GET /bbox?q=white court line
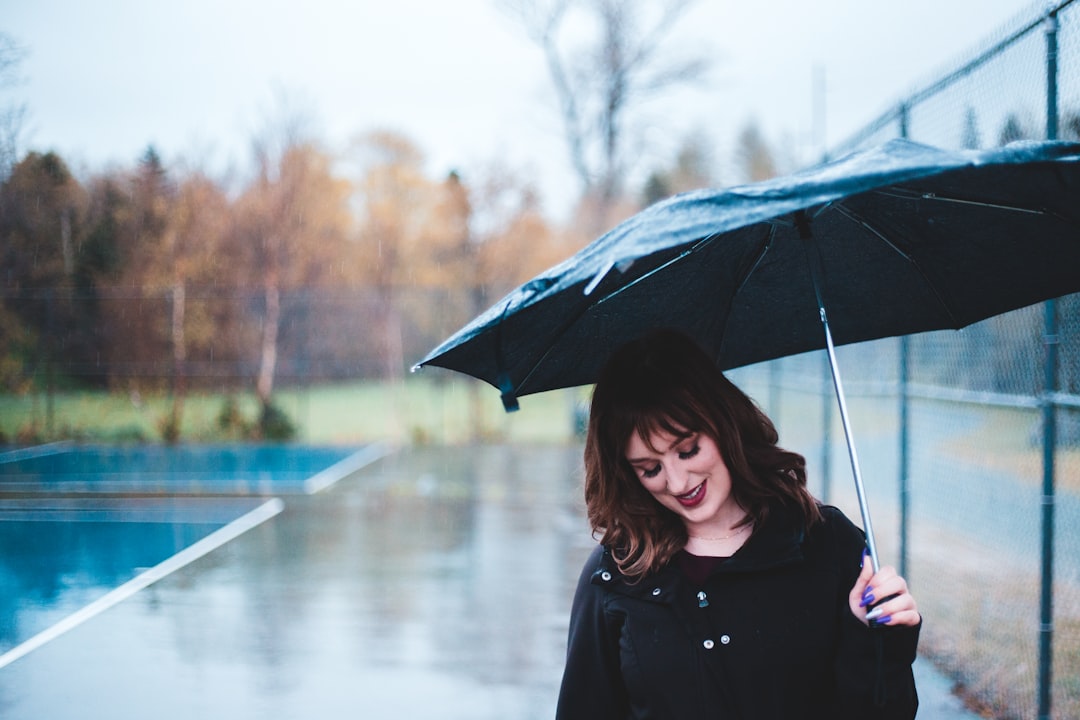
[303,443,392,494]
[0,441,74,464]
[0,497,285,670]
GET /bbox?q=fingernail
[875,615,892,625]
[866,606,884,620]
[860,591,875,607]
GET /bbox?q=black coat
[556,505,919,720]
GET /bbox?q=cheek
[634,470,675,501]
[697,441,728,471]
[637,474,665,494]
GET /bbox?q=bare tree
[734,121,778,184]
[641,128,716,205]
[501,0,708,233]
[346,131,439,383]
[997,113,1030,146]
[161,168,231,440]
[234,98,350,433]
[1064,108,1080,141]
[429,163,559,439]
[0,33,28,180]
[960,106,982,149]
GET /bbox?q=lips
[676,479,707,507]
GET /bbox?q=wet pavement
[0,444,979,719]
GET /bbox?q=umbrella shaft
[795,210,881,573]
[819,311,882,574]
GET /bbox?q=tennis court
[0,442,975,719]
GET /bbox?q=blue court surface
[0,442,363,495]
[0,443,384,669]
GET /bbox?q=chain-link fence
[3,285,475,391]
[1,284,581,445]
[730,3,1080,717]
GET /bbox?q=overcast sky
[2,0,1040,219]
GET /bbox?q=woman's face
[625,427,741,531]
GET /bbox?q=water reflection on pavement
[0,445,591,720]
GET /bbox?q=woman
[556,328,920,720]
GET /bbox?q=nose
[666,463,693,494]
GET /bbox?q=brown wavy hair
[583,328,822,579]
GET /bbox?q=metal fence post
[1039,7,1060,719]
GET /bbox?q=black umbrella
[416,138,1080,570]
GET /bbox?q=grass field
[0,376,589,446]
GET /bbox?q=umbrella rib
[833,203,915,261]
[734,224,776,295]
[588,235,718,307]
[874,187,1055,218]
[512,235,720,395]
[584,259,616,295]
[833,203,962,327]
[710,224,775,367]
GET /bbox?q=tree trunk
[257,280,280,405]
[168,282,186,440]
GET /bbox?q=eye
[640,464,662,479]
[677,443,700,461]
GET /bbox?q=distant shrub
[217,396,253,439]
[159,414,181,444]
[258,401,297,441]
[105,424,149,443]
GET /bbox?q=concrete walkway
[915,657,984,719]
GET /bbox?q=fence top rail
[767,371,1080,410]
[906,382,1042,409]
[831,0,1078,157]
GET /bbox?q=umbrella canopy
[417,138,1080,409]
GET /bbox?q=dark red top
[676,550,729,586]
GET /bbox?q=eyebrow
[625,433,695,463]
[625,455,658,466]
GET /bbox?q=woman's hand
[849,552,921,627]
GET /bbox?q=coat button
[600,571,612,582]
[720,634,731,645]
[703,639,715,649]
[651,587,662,596]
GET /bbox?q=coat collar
[721,502,806,573]
[591,502,808,599]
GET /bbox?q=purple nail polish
[875,614,891,625]
[861,592,874,607]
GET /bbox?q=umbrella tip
[497,372,520,413]
[501,393,520,413]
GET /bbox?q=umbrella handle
[795,211,882,574]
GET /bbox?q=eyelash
[639,442,700,479]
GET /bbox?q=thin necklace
[688,522,752,541]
